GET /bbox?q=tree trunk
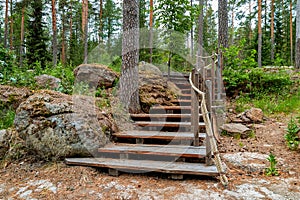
[258,0,262,68]
[149,0,153,64]
[198,0,204,57]
[82,0,88,64]
[296,0,300,69]
[249,0,252,40]
[68,0,73,63]
[99,0,103,43]
[120,0,140,113]
[271,0,275,63]
[51,0,58,67]
[190,0,194,57]
[19,6,25,67]
[9,0,13,50]
[62,11,66,66]
[290,0,293,65]
[4,0,8,48]
[218,0,228,48]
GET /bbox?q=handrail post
[205,79,213,165]
[191,69,199,146]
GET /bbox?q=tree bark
[82,0,89,64]
[190,0,194,57]
[62,10,66,66]
[271,0,275,63]
[258,0,262,68]
[9,0,13,50]
[149,0,153,64]
[19,6,25,67]
[51,0,58,67]
[99,0,103,43]
[218,0,228,49]
[120,0,140,113]
[296,0,300,69]
[290,0,293,65]
[198,0,204,57]
[4,0,8,48]
[249,0,252,40]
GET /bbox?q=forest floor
[1,117,300,199]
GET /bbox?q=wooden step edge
[151,106,193,110]
[130,113,202,118]
[113,131,206,140]
[65,158,219,176]
[98,144,206,158]
[134,121,205,127]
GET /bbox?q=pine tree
[26,0,50,67]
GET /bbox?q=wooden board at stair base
[130,113,203,121]
[65,158,219,176]
[98,144,206,159]
[151,106,193,111]
[134,121,205,128]
[113,131,206,140]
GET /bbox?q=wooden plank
[151,106,195,111]
[98,144,206,158]
[65,158,219,176]
[134,121,205,128]
[113,131,206,140]
[130,113,193,119]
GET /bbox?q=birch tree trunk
[51,0,58,67]
[120,0,140,113]
[296,0,300,69]
[258,0,262,68]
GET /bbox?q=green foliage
[0,45,16,71]
[223,39,293,97]
[284,118,300,151]
[265,153,279,176]
[0,108,15,130]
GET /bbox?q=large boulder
[14,90,117,160]
[0,85,32,109]
[74,64,119,89]
[138,62,181,112]
[34,74,61,90]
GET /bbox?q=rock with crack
[14,90,117,160]
[34,74,62,90]
[228,107,264,124]
[138,62,181,113]
[0,129,9,159]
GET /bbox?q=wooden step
[163,73,189,78]
[130,113,197,120]
[65,158,219,176]
[113,131,206,140]
[151,106,193,111]
[171,99,191,104]
[98,144,206,159]
[181,88,191,94]
[174,83,190,89]
[134,121,205,128]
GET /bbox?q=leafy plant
[0,108,15,130]
[265,153,279,176]
[284,118,300,151]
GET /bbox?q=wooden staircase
[65,72,220,179]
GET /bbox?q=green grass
[0,109,15,130]
[234,89,300,116]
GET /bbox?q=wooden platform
[65,158,218,176]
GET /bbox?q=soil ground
[1,117,300,199]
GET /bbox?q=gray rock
[14,90,116,160]
[0,129,10,159]
[34,74,61,90]
[221,123,251,135]
[74,64,118,89]
[223,152,268,172]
